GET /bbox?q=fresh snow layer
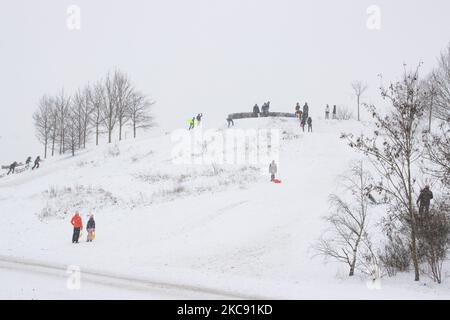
[0,117,449,299]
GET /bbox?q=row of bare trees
[33,70,154,157]
[317,43,450,283]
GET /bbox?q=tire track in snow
[0,255,273,300]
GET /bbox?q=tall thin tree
[351,81,368,121]
[343,64,428,281]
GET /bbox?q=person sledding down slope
[71,212,83,243]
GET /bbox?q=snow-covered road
[0,255,263,299]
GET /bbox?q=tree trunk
[349,250,357,276]
[357,95,360,121]
[407,156,420,281]
[96,122,99,146]
[51,133,55,156]
[428,95,433,132]
[119,119,122,141]
[44,140,48,159]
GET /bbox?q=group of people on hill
[70,212,96,243]
[252,101,271,117]
[6,156,41,175]
[188,113,203,130]
[324,104,337,120]
[294,102,313,132]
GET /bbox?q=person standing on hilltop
[307,116,313,132]
[252,104,260,117]
[196,113,203,126]
[226,116,234,128]
[188,117,195,130]
[325,104,330,119]
[332,105,337,119]
[303,102,309,117]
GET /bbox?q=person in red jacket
[70,212,83,243]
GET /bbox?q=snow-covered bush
[106,143,121,158]
[39,185,119,220]
[130,150,154,163]
[378,234,411,277]
[336,106,353,120]
[282,130,300,140]
[132,165,260,205]
[416,201,450,284]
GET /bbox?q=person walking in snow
[325,104,330,119]
[332,105,337,119]
[196,113,203,126]
[307,117,313,132]
[25,156,32,167]
[226,116,234,128]
[86,214,96,242]
[70,212,83,244]
[269,160,277,182]
[7,161,18,175]
[188,117,195,130]
[417,185,433,215]
[32,156,41,170]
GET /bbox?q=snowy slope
[1,117,449,299]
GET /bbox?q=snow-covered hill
[1,117,449,299]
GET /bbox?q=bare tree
[351,81,368,121]
[91,82,105,146]
[54,89,71,154]
[114,71,133,141]
[429,43,450,122]
[33,95,53,158]
[342,64,428,281]
[423,122,450,188]
[127,91,154,138]
[101,72,118,144]
[49,104,59,157]
[315,161,375,276]
[73,85,94,149]
[64,104,79,157]
[416,199,450,284]
[336,105,354,120]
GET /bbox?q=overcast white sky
[0,0,449,164]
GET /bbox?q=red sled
[273,179,282,184]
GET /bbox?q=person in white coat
[269,160,277,181]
